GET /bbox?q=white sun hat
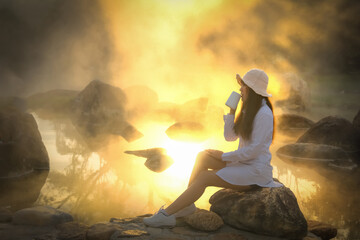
[237,69,272,97]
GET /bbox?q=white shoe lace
[154,205,166,216]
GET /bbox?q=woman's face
[239,80,249,102]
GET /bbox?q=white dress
[216,99,283,188]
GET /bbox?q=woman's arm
[222,111,273,163]
[223,110,239,141]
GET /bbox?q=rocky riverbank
[0,205,337,240]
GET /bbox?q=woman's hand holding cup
[225,91,241,114]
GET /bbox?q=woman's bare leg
[188,150,225,187]
[165,170,252,215]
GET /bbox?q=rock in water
[184,209,223,231]
[277,143,348,162]
[277,143,357,170]
[71,80,143,142]
[181,97,209,113]
[276,114,314,134]
[27,89,78,118]
[124,148,166,158]
[307,220,337,240]
[297,116,360,161]
[124,85,159,119]
[0,96,27,113]
[124,148,174,172]
[166,122,208,142]
[12,206,73,226]
[209,187,308,239]
[0,111,49,208]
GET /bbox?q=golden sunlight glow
[268,75,282,97]
[162,140,203,179]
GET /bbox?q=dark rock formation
[276,114,314,135]
[307,220,337,240]
[71,80,143,143]
[27,89,78,119]
[0,111,49,208]
[86,223,123,240]
[353,109,360,131]
[124,148,174,172]
[12,206,73,226]
[209,187,308,239]
[276,143,357,170]
[124,85,159,120]
[166,121,208,142]
[0,96,27,113]
[56,222,89,240]
[297,116,360,161]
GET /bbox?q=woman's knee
[195,151,208,165]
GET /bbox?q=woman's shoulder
[256,104,273,120]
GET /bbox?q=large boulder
[0,111,49,208]
[124,85,159,120]
[27,89,78,119]
[276,114,314,136]
[71,80,143,144]
[209,187,307,239]
[276,143,357,171]
[297,116,360,161]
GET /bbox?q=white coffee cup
[225,91,241,109]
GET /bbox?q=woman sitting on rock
[144,69,283,227]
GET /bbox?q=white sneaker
[173,203,197,218]
[143,206,176,228]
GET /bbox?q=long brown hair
[233,87,275,141]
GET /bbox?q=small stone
[56,222,89,240]
[110,217,143,224]
[86,223,123,240]
[184,209,223,231]
[211,233,247,240]
[110,229,149,239]
[307,220,337,240]
[12,206,73,226]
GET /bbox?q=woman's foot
[173,203,197,218]
[143,206,176,228]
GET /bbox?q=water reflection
[271,138,360,240]
[33,112,359,239]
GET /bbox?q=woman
[144,69,283,228]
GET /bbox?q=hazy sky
[0,0,359,98]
